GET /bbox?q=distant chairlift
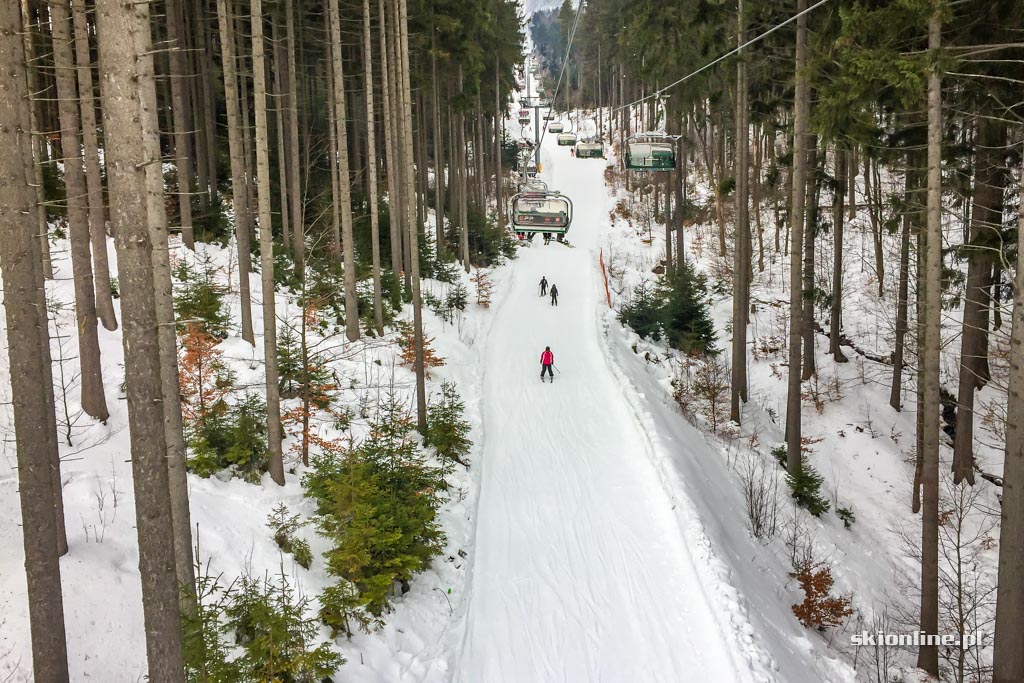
[575,139,604,158]
[510,189,573,235]
[548,122,564,133]
[543,112,555,121]
[557,133,577,146]
[518,109,531,124]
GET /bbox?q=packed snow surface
[456,117,750,683]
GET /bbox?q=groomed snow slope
[456,120,757,683]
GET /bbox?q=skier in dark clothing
[550,284,559,306]
[539,276,548,296]
[540,346,554,382]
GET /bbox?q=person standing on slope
[549,284,559,306]
[540,346,555,382]
[539,276,548,297]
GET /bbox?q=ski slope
[455,119,752,683]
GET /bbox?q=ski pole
[553,365,561,374]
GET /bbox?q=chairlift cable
[536,0,586,150]
[609,0,833,117]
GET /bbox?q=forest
[2,0,1024,680]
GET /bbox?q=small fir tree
[397,322,445,378]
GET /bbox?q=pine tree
[0,5,70,675]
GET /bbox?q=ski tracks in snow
[453,120,766,683]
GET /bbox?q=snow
[455,114,800,683]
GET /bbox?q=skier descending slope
[540,346,554,382]
[456,116,748,683]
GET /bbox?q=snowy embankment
[0,221,508,681]
[599,118,1005,680]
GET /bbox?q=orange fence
[599,248,611,308]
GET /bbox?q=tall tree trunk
[829,145,848,362]
[730,0,749,424]
[785,0,808,476]
[21,0,54,279]
[952,116,1005,484]
[327,0,360,342]
[326,45,343,272]
[992,136,1024,683]
[917,8,942,675]
[95,0,187,674]
[238,23,257,245]
[867,156,885,296]
[201,3,219,200]
[493,53,503,230]
[272,17,292,255]
[363,0,384,335]
[457,67,470,273]
[285,0,303,277]
[890,160,914,410]
[49,0,110,422]
[801,134,819,381]
[136,4,196,611]
[251,0,286,485]
[396,0,428,433]
[0,7,71,675]
[677,114,688,266]
[165,0,195,249]
[753,126,764,272]
[216,0,255,344]
[71,0,117,331]
[431,38,446,249]
[380,0,401,277]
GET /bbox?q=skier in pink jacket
[540,346,555,382]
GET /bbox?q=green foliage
[318,581,382,639]
[618,279,666,341]
[188,394,268,484]
[305,393,445,616]
[786,460,831,518]
[267,503,313,570]
[378,269,402,312]
[225,571,344,681]
[836,506,856,529]
[618,262,716,355]
[40,161,66,220]
[426,381,472,472]
[445,282,468,313]
[174,257,230,338]
[432,257,460,285]
[445,209,517,268]
[277,324,336,401]
[183,560,241,682]
[661,261,717,355]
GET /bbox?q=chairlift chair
[625,134,677,171]
[510,189,573,235]
[557,133,577,146]
[548,122,564,133]
[518,109,530,124]
[575,140,604,158]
